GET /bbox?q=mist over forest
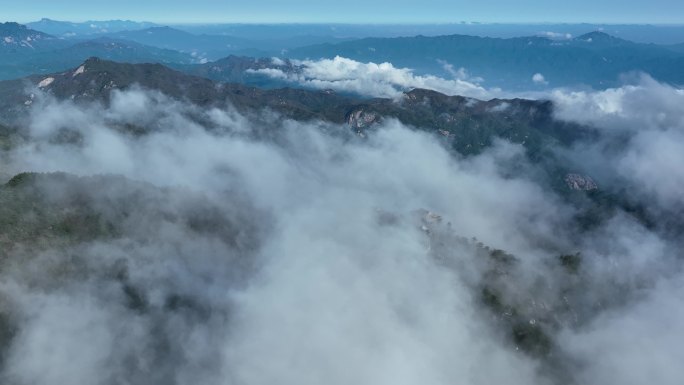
[0,12,683,385]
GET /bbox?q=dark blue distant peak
[574,31,625,43]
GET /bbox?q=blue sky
[2,0,684,24]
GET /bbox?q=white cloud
[532,73,548,85]
[560,276,684,385]
[438,59,485,83]
[248,56,499,99]
[4,90,564,384]
[2,79,684,384]
[539,31,573,40]
[551,75,684,207]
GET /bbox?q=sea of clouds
[0,59,683,385]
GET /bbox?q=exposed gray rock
[564,173,598,191]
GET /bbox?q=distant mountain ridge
[26,18,159,37]
[56,37,194,64]
[0,22,66,52]
[100,27,355,60]
[0,23,196,81]
[287,31,684,88]
[170,55,302,88]
[3,21,684,91]
[103,26,262,60]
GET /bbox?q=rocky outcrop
[565,173,598,191]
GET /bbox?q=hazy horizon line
[5,18,684,27]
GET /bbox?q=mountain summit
[574,31,631,45]
[0,22,57,51]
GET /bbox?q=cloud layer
[249,56,497,99]
[0,74,682,385]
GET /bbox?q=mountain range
[0,57,637,229]
[25,18,159,37]
[0,24,681,379]
[3,21,684,90]
[288,31,684,88]
[102,27,263,60]
[0,22,69,53]
[0,57,589,157]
